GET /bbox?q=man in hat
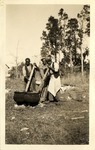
[22,58,36,92]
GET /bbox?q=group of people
[22,55,61,103]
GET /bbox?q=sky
[6,4,89,67]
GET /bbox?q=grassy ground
[5,73,89,144]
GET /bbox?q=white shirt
[22,65,32,77]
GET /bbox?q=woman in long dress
[46,55,61,102]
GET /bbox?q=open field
[5,73,89,144]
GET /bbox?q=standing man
[39,57,49,102]
[22,58,36,92]
[39,57,47,78]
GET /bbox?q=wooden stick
[25,65,35,92]
[37,68,49,93]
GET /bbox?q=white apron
[48,62,61,97]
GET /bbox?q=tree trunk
[80,20,84,76]
[16,57,18,78]
[81,47,84,76]
[16,40,19,78]
[74,34,77,64]
[70,48,73,73]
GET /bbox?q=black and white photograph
[1,0,95,149]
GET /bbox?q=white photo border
[0,0,95,150]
